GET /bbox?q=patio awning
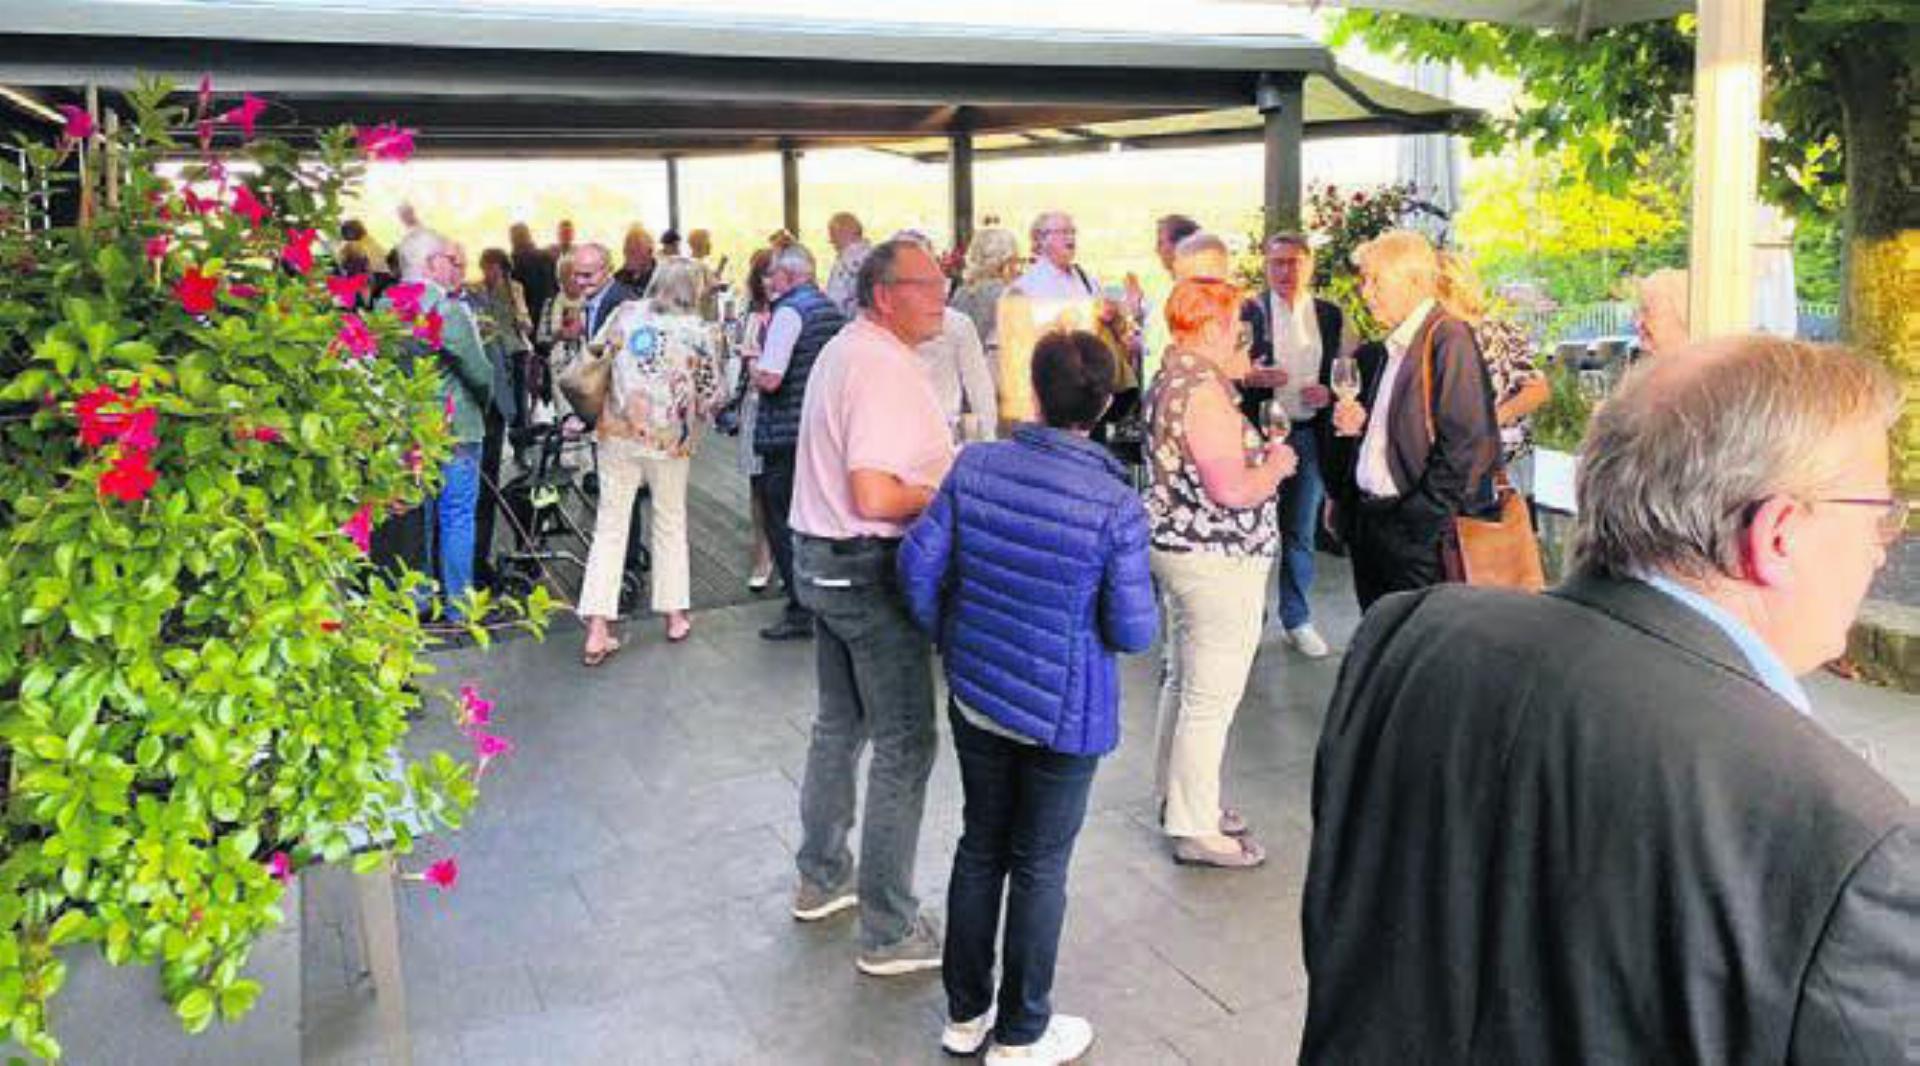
[1315,0,1689,34]
[0,1,1473,158]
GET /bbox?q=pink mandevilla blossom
[98,447,158,503]
[384,281,425,322]
[340,503,374,554]
[174,267,220,315]
[221,94,269,138]
[229,282,261,300]
[326,273,369,309]
[144,235,170,262]
[473,732,514,773]
[458,683,495,727]
[229,185,268,228]
[281,228,319,275]
[57,105,93,142]
[421,858,459,891]
[336,314,378,360]
[413,309,445,349]
[355,123,417,162]
[267,852,294,886]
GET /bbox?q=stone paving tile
[459,971,758,1066]
[572,824,796,926]
[1165,990,1310,1066]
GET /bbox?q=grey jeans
[792,533,939,950]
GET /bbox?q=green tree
[1333,0,1918,494]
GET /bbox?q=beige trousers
[577,441,691,619]
[1150,549,1273,838]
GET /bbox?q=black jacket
[1325,306,1499,531]
[1302,571,1918,1065]
[1238,293,1344,432]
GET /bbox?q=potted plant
[0,80,548,1061]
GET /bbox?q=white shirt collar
[1386,297,1438,352]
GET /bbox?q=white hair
[394,227,449,281]
[770,243,816,280]
[645,257,704,314]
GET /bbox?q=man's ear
[1740,494,1803,588]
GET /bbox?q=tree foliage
[0,81,549,1060]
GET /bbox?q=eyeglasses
[887,276,947,290]
[1041,227,1077,237]
[1817,496,1912,545]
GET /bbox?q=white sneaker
[984,1014,1094,1064]
[1286,623,1331,659]
[942,1005,997,1056]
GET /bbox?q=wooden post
[1686,0,1765,338]
[665,156,681,234]
[949,129,974,251]
[780,147,800,238]
[1257,73,1305,235]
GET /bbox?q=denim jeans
[792,534,938,950]
[753,447,809,623]
[944,705,1098,1046]
[1275,425,1325,630]
[434,443,482,616]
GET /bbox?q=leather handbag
[1419,323,1546,593]
[554,342,611,421]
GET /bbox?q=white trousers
[1150,549,1272,838]
[578,442,691,619]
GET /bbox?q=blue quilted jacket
[899,425,1158,756]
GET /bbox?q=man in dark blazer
[1326,231,1498,610]
[1240,234,1357,657]
[1302,336,1916,1065]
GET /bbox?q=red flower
[230,185,268,228]
[229,282,261,300]
[413,309,445,349]
[144,235,170,262]
[355,123,416,162]
[318,619,342,633]
[181,188,219,216]
[326,273,369,309]
[174,267,220,314]
[384,281,425,322]
[266,852,294,886]
[336,314,378,360]
[237,424,282,443]
[76,384,142,447]
[197,74,214,115]
[117,407,159,452]
[281,228,318,275]
[57,105,93,143]
[221,94,269,138]
[99,447,158,503]
[421,858,459,890]
[340,502,374,554]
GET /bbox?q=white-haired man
[1010,211,1101,301]
[823,211,872,316]
[390,228,494,615]
[1304,336,1916,1063]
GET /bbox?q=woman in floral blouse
[579,258,727,662]
[1437,257,1550,490]
[1144,256,1297,869]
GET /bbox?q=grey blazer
[1302,571,1917,1065]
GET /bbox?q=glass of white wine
[1330,357,1361,404]
[1261,397,1291,440]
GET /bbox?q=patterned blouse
[1144,348,1280,557]
[1475,317,1545,465]
[594,303,727,460]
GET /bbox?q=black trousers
[753,446,809,622]
[1348,496,1449,611]
[474,405,507,590]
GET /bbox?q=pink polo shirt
[791,316,955,540]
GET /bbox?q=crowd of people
[331,205,1912,1065]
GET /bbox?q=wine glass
[1330,357,1361,404]
[1260,397,1292,440]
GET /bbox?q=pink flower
[403,445,425,475]
[220,94,269,138]
[457,683,494,727]
[98,447,158,503]
[443,393,456,425]
[281,227,318,275]
[355,123,416,162]
[384,281,425,322]
[421,858,459,891]
[472,731,513,776]
[340,502,374,554]
[117,407,159,452]
[229,185,268,228]
[266,852,294,886]
[57,105,93,143]
[335,314,378,360]
[144,235,170,262]
[229,282,261,300]
[181,188,219,216]
[174,267,220,315]
[326,273,369,309]
[197,74,214,115]
[413,309,444,349]
[237,424,282,443]
[76,384,142,447]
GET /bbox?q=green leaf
[46,910,89,947]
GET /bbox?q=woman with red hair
[1145,236,1297,868]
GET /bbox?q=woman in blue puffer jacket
[899,330,1157,1066]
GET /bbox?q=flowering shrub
[0,81,548,1059]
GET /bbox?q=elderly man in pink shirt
[787,239,957,978]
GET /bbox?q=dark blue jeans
[944,703,1099,1046]
[1275,425,1325,629]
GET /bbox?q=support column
[1257,73,1305,235]
[1686,0,1764,338]
[780,147,801,238]
[949,129,975,251]
[664,156,681,233]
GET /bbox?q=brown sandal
[1172,836,1267,869]
[581,638,622,667]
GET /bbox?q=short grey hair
[769,243,816,281]
[572,242,612,274]
[1352,230,1440,300]
[1572,336,1900,580]
[1171,231,1231,281]
[964,227,1019,285]
[856,238,932,311]
[645,257,704,314]
[1029,210,1072,245]
[394,227,449,281]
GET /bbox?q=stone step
[1847,599,1920,695]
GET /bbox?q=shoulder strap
[1417,318,1437,449]
[1071,264,1096,297]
